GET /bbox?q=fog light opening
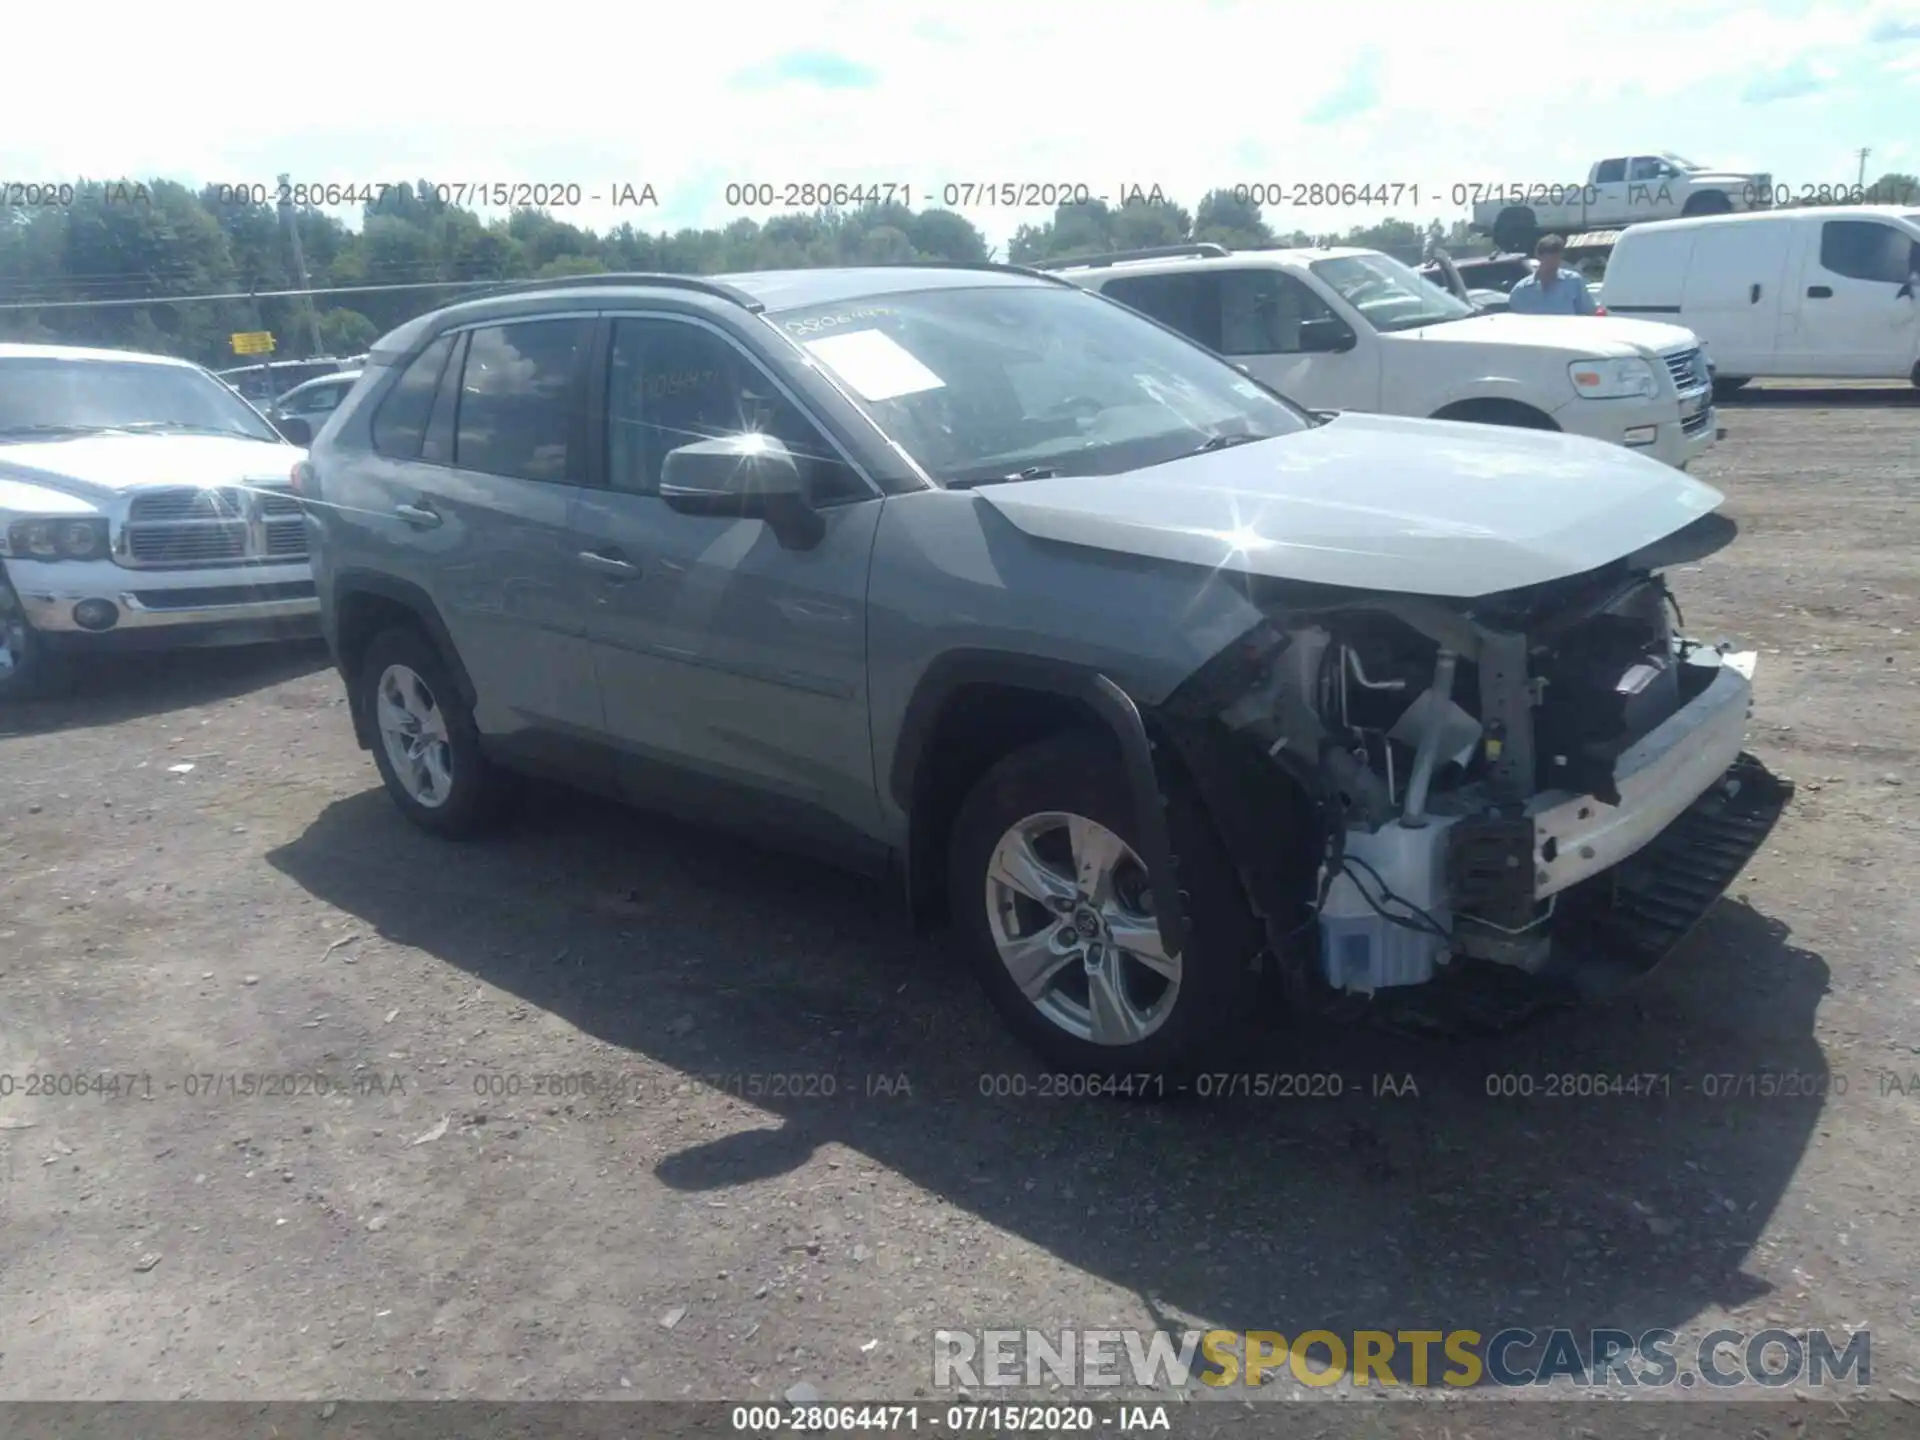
[1624,425,1658,447]
[72,598,120,631]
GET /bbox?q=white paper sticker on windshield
[802,329,945,402]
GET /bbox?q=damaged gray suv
[302,264,1788,1075]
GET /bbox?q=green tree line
[1,173,1912,371]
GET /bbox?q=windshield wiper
[0,422,100,439]
[1189,431,1266,455]
[948,466,1062,490]
[109,421,263,438]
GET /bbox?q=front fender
[1423,375,1562,418]
[889,650,1189,961]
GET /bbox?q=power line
[0,277,503,315]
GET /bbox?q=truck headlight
[1569,358,1659,400]
[5,516,110,561]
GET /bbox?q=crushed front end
[1157,556,1792,1019]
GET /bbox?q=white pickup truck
[1473,154,1773,254]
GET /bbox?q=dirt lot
[2,388,1917,1422]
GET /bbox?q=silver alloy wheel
[984,810,1181,1046]
[375,663,454,808]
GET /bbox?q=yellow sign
[230,331,276,356]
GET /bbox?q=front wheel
[358,624,513,838]
[947,732,1266,1081]
[0,575,72,701]
[1683,191,1733,216]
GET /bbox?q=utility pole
[277,173,326,357]
[1857,148,1871,188]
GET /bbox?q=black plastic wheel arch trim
[889,650,1189,960]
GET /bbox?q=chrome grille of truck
[121,485,307,569]
[1661,347,1708,393]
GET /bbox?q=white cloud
[4,0,1915,249]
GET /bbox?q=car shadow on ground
[270,779,1832,1387]
[1718,386,1918,408]
[0,639,331,738]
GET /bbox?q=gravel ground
[2,388,1917,1426]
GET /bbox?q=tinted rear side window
[371,335,456,459]
[453,320,591,484]
[1101,273,1222,350]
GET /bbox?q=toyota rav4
[302,265,1789,1075]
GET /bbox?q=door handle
[394,502,441,528]
[1806,285,1833,299]
[1749,283,1761,303]
[577,549,638,579]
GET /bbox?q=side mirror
[275,416,313,446]
[660,433,823,550]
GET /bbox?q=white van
[1600,206,1920,391]
[1047,244,1719,470]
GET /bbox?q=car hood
[974,412,1725,598]
[1402,312,1699,356]
[0,432,301,509]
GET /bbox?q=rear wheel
[947,732,1265,1082]
[358,625,512,838]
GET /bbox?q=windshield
[767,284,1312,486]
[1309,253,1476,333]
[1660,152,1705,171]
[0,358,282,442]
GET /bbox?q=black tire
[947,731,1266,1083]
[1683,191,1733,216]
[1712,376,1751,399]
[357,623,513,838]
[0,576,73,702]
[1490,207,1538,256]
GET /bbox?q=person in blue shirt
[1507,234,1598,315]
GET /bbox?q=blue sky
[7,0,1916,251]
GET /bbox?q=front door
[574,314,885,846]
[1789,219,1920,377]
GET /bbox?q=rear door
[1588,157,1630,225]
[403,315,608,762]
[1787,218,1920,377]
[1676,221,1782,374]
[574,312,886,851]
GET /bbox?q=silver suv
[304,266,1788,1077]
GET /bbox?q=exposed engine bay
[1157,550,1789,1012]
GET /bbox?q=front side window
[371,334,455,459]
[1218,269,1342,355]
[1309,253,1476,333]
[453,320,591,484]
[1818,221,1917,284]
[1628,156,1669,182]
[605,318,865,503]
[767,283,1311,487]
[0,359,282,442]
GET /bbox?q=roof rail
[1033,243,1231,272]
[465,272,768,313]
[881,259,1079,287]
